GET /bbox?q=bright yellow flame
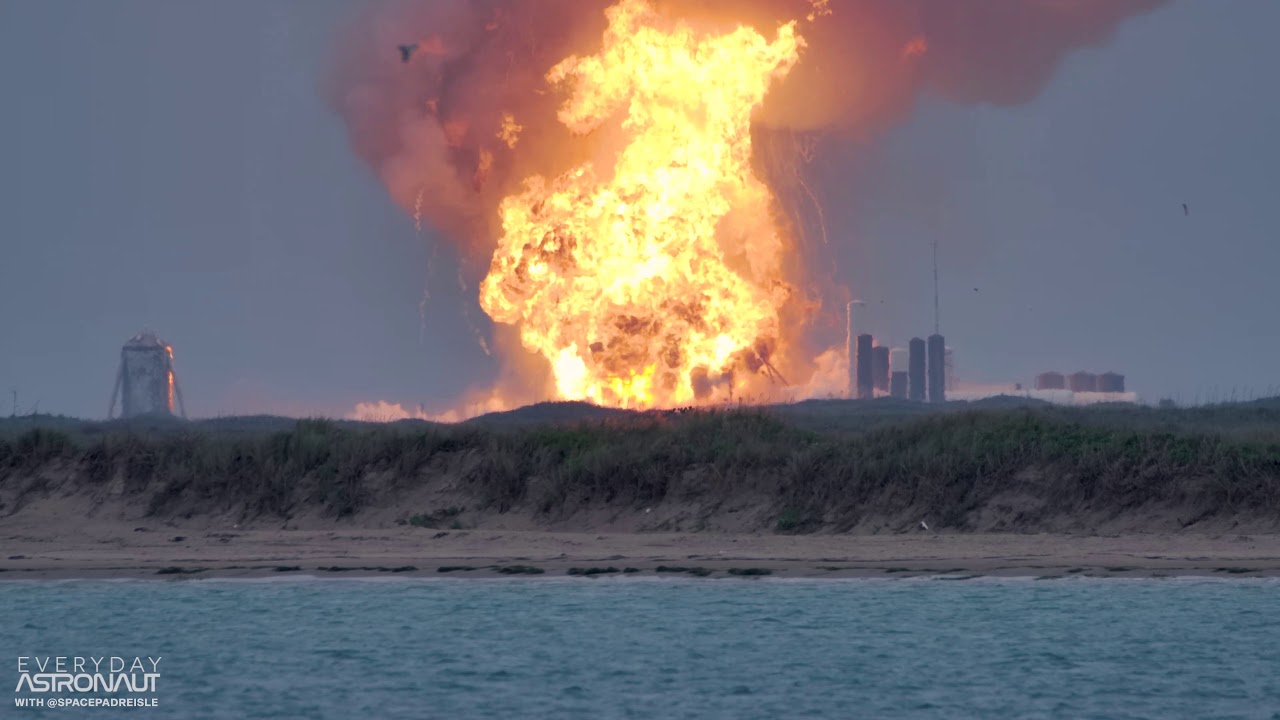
[479,0,802,409]
[497,112,523,149]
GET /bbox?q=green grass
[405,506,465,528]
[2,403,1278,532]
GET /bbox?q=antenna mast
[932,237,940,335]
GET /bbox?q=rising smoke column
[329,0,1167,415]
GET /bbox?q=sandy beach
[4,521,1279,580]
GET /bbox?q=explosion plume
[330,0,1166,418]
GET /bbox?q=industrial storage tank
[927,334,946,403]
[1097,372,1126,393]
[1068,371,1098,393]
[855,334,874,399]
[109,331,186,419]
[908,338,926,402]
[889,348,909,399]
[872,346,890,393]
[1035,372,1066,390]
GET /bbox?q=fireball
[478,0,803,408]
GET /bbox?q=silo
[908,338,926,402]
[1068,371,1098,393]
[1097,372,1125,393]
[855,334,874,399]
[872,346,890,393]
[927,334,946,403]
[110,331,186,419]
[889,348,909,399]
[1035,372,1066,390]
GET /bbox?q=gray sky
[1,0,1277,419]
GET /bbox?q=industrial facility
[108,331,186,419]
[846,300,950,404]
[843,302,1136,406]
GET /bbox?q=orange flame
[478,0,804,409]
[165,345,175,413]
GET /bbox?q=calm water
[3,577,1279,719]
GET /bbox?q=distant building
[1035,372,1066,391]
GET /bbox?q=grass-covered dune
[2,400,1278,535]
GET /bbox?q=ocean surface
[3,576,1279,719]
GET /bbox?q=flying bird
[919,520,929,531]
[398,44,417,63]
[1182,203,1189,216]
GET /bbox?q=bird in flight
[398,44,417,63]
[1182,203,1189,216]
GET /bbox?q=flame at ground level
[479,0,808,410]
[349,346,850,424]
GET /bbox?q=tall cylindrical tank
[927,334,946,404]
[908,338,926,402]
[856,334,874,400]
[872,346,890,393]
[889,348,909,399]
[1068,371,1098,393]
[120,332,173,418]
[1097,372,1125,393]
[1035,372,1065,390]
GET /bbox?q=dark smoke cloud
[327,0,611,270]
